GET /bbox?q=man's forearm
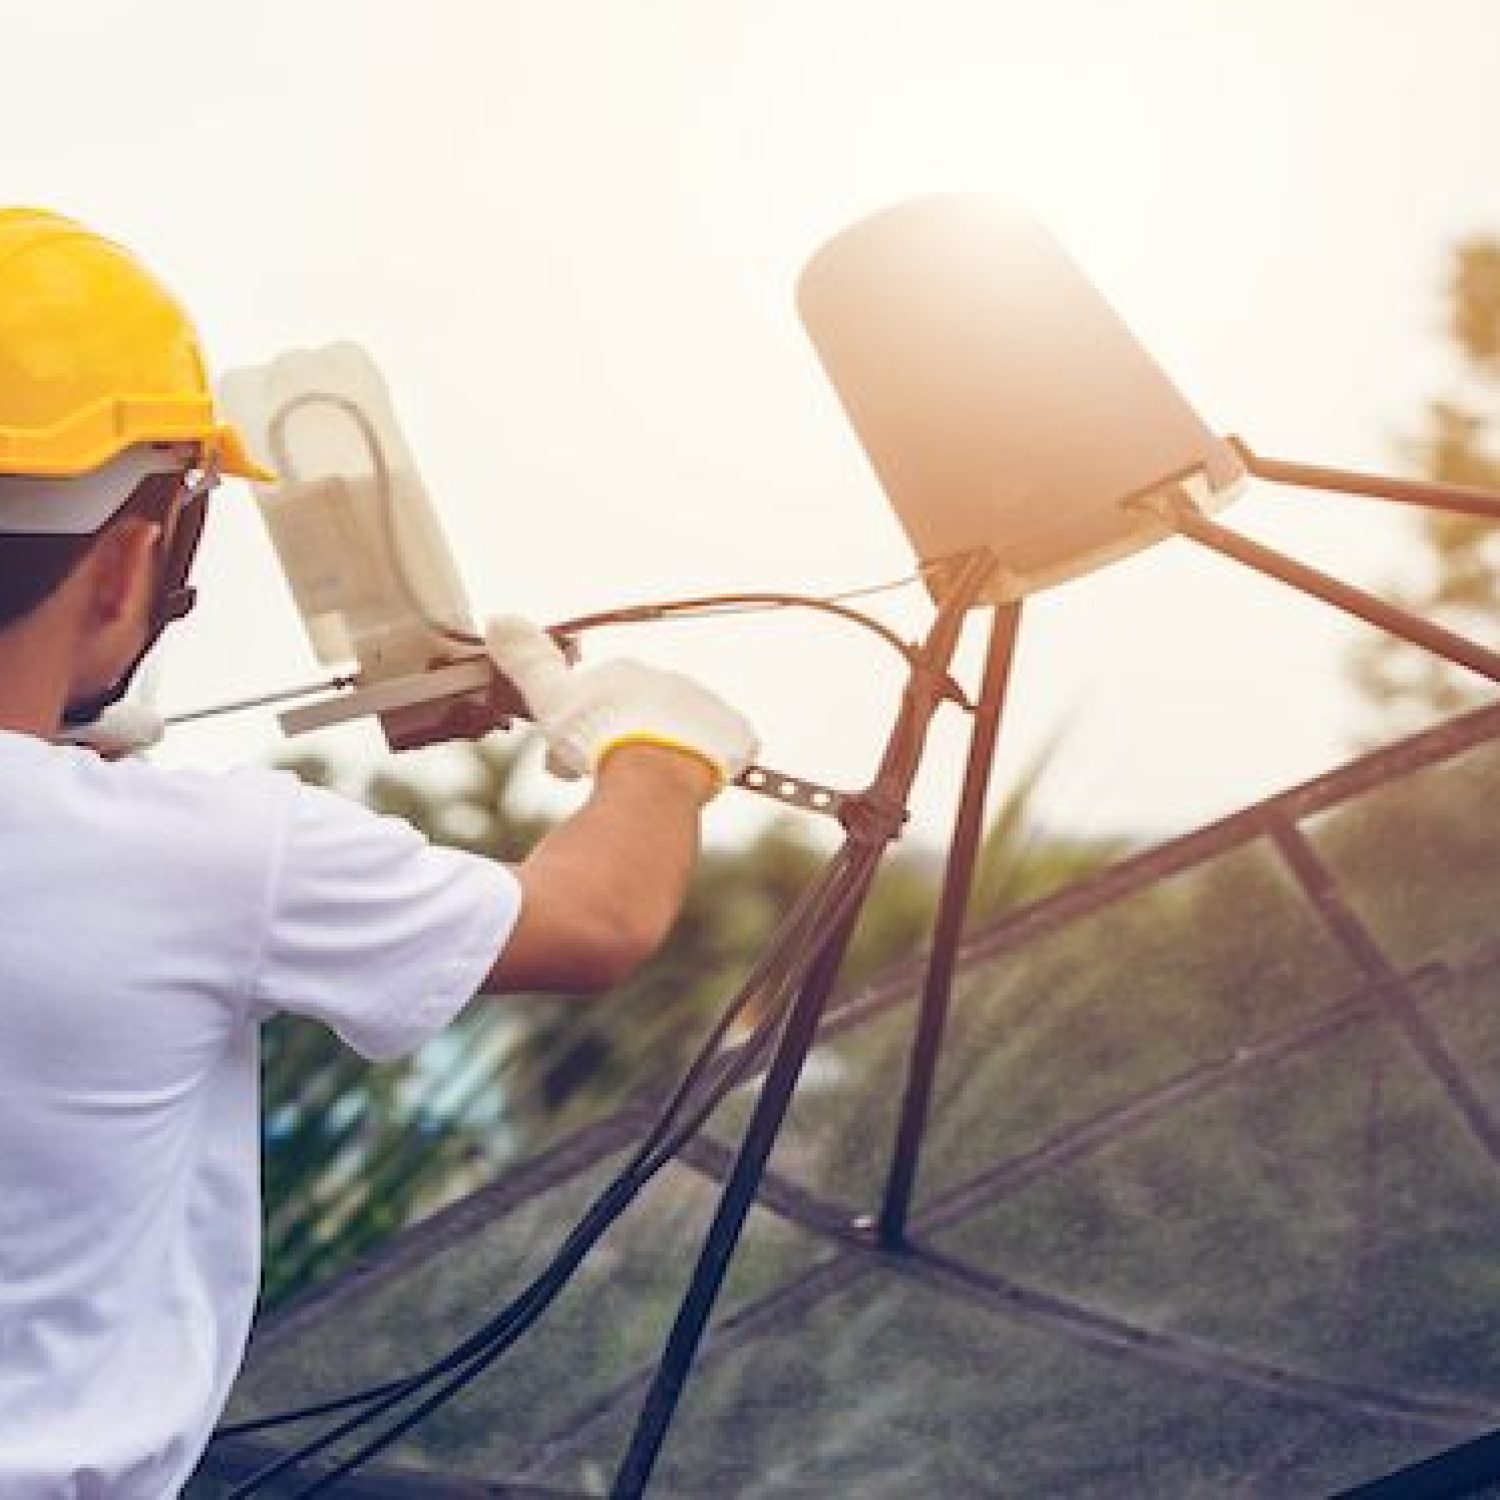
[517,744,715,981]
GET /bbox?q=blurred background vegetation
[259,736,1126,1308]
[1350,236,1500,735]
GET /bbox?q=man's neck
[0,618,72,739]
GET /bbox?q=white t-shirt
[0,731,522,1497]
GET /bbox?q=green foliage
[969,738,1135,920]
[257,737,1119,1311]
[1350,236,1500,734]
[258,741,553,1304]
[224,730,1500,1497]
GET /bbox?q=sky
[5,0,1499,852]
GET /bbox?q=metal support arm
[1131,492,1500,688]
[1230,436,1500,522]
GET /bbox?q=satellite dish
[798,194,1246,601]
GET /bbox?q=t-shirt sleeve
[249,778,523,1060]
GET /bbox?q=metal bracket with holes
[736,765,848,821]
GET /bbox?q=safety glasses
[152,460,219,627]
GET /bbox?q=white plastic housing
[798,195,1246,602]
[219,343,475,678]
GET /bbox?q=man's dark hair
[0,474,180,631]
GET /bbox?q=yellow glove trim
[594,732,728,794]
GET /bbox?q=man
[0,208,757,1495]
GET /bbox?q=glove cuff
[594,732,728,795]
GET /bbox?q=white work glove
[55,702,165,760]
[485,615,759,794]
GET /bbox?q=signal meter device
[219,343,523,751]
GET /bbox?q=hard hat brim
[0,395,275,482]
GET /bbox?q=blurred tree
[968,740,1135,920]
[1349,237,1500,733]
[259,739,554,1304]
[259,732,1125,1308]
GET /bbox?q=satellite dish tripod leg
[609,551,997,1499]
[874,602,1023,1249]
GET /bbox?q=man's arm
[487,744,716,995]
[478,615,757,998]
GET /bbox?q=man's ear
[85,517,161,627]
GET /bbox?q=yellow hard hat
[0,208,273,480]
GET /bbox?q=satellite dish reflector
[797,195,1246,601]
